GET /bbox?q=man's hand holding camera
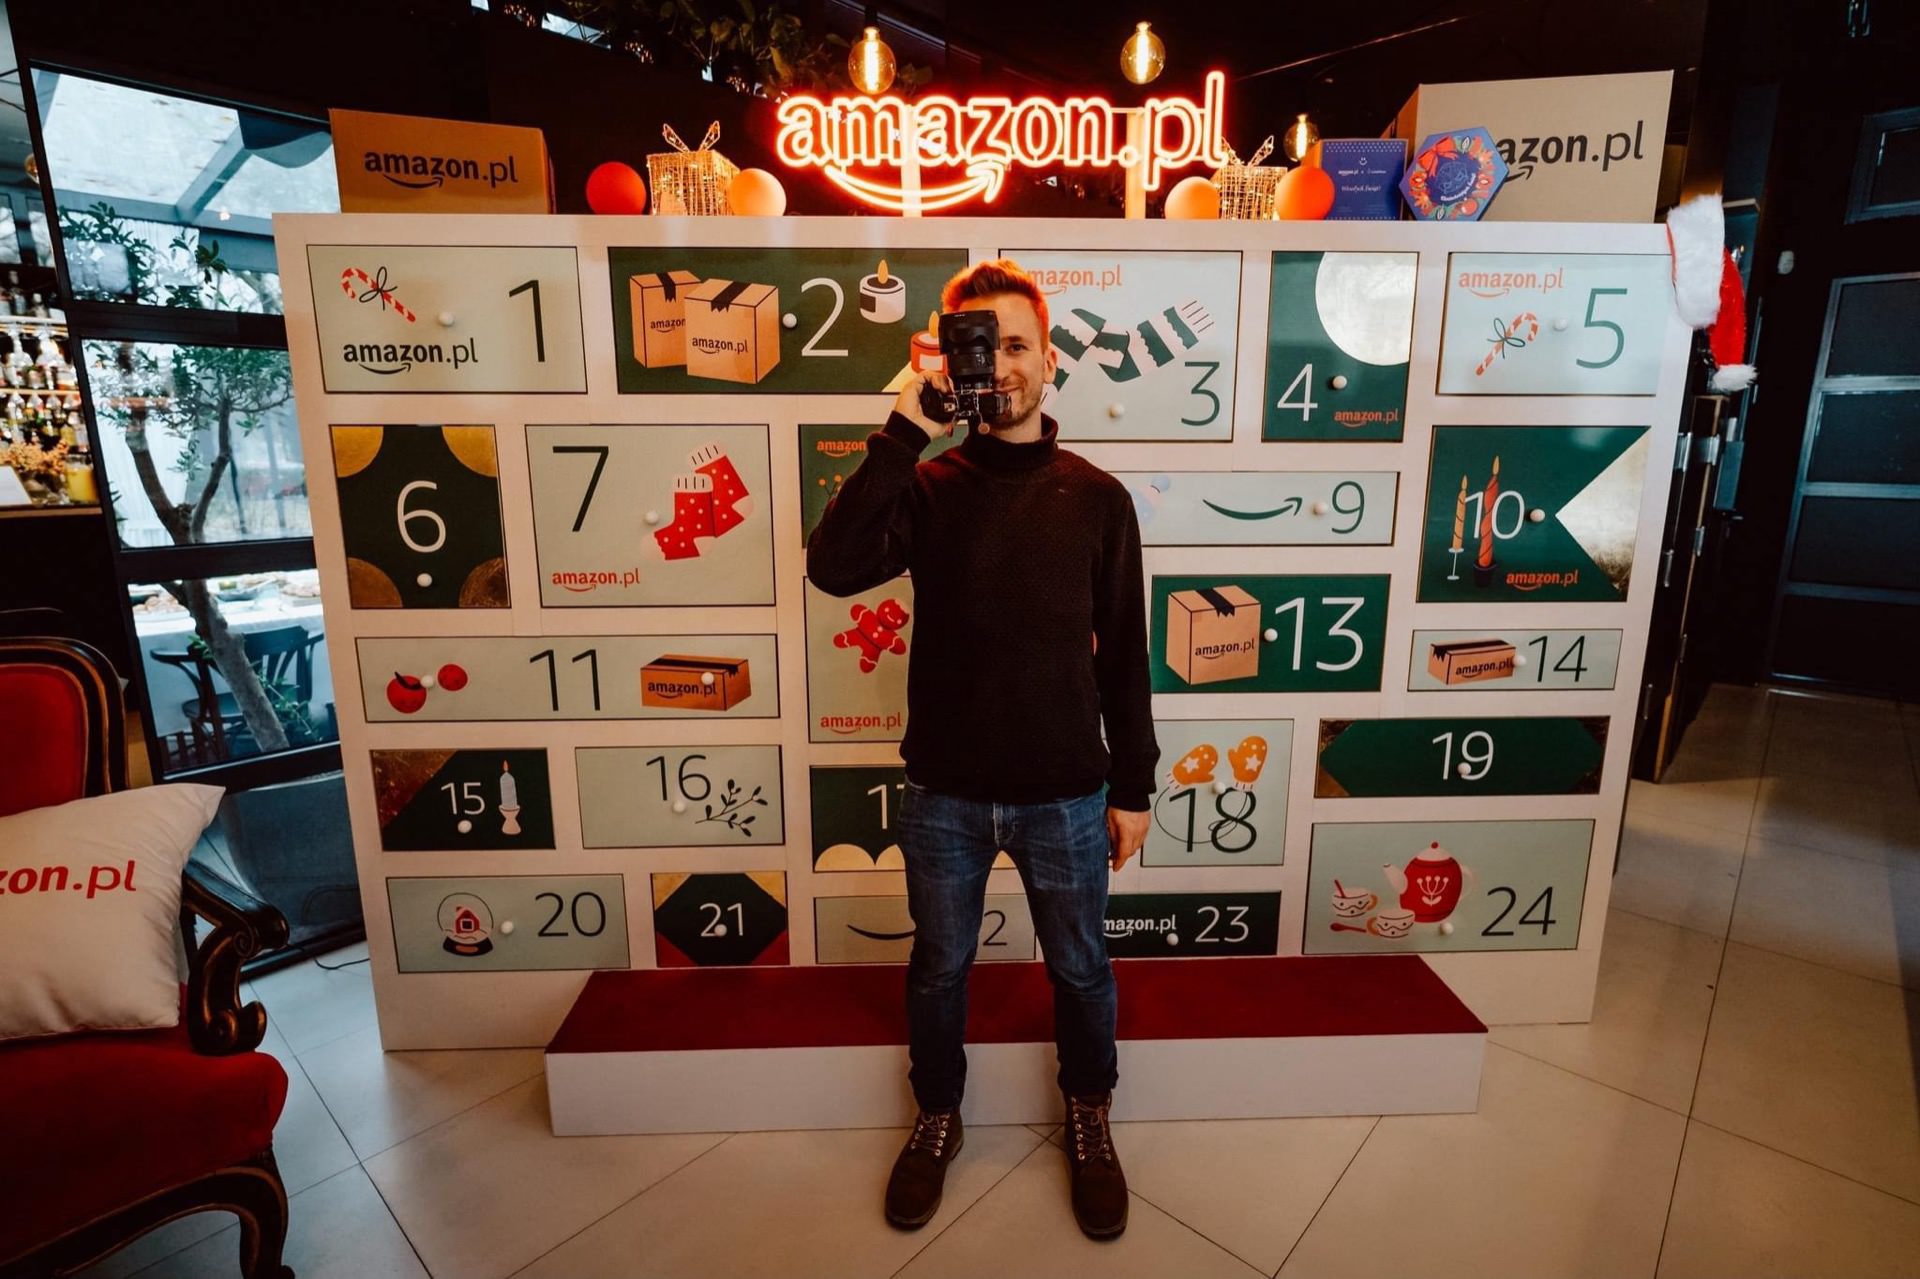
[894,370,956,442]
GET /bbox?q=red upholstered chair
[0,637,295,1279]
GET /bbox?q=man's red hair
[940,258,1050,342]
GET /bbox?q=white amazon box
[1387,71,1672,222]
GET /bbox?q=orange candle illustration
[1448,474,1467,580]
[1473,456,1500,587]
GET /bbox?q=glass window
[83,338,308,547]
[36,71,336,312]
[129,570,338,771]
[0,208,19,266]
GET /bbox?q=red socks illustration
[653,445,753,559]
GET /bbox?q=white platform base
[547,1032,1486,1135]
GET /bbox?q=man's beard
[987,380,1043,428]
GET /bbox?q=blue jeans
[897,783,1118,1111]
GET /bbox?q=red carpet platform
[546,956,1486,1133]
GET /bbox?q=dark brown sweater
[806,412,1159,811]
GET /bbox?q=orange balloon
[1275,164,1335,220]
[585,161,648,214]
[1163,175,1220,220]
[728,168,788,217]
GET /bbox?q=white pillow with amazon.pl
[0,783,224,1041]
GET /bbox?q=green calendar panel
[1150,575,1389,694]
[371,748,553,851]
[1306,820,1592,955]
[808,764,1014,872]
[1261,251,1416,441]
[799,423,957,547]
[609,247,966,394]
[331,425,508,609]
[388,875,627,972]
[1315,717,1608,798]
[1420,426,1649,603]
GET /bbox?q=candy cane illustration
[340,266,418,324]
[1475,311,1538,376]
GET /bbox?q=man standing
[807,259,1157,1239]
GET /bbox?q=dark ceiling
[840,0,1708,147]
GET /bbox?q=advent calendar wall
[275,214,1690,1048]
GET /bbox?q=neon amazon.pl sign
[775,70,1231,212]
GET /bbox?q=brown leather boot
[885,1108,964,1229]
[1065,1092,1128,1238]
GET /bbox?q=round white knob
[1108,403,1125,419]
[1552,317,1569,332]
[1311,501,1329,516]
[1263,627,1279,642]
[416,572,433,588]
[420,674,437,690]
[712,923,729,937]
[1166,933,1179,946]
[1439,920,1454,936]
[438,311,455,327]
[671,799,686,814]
[1330,374,1348,390]
[456,819,473,834]
[1212,780,1228,795]
[501,920,515,935]
[701,671,716,686]
[1528,508,1546,523]
[1456,762,1473,778]
[1513,653,1529,668]
[644,510,661,526]
[782,313,797,329]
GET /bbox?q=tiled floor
[81,686,1920,1278]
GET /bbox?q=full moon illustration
[1314,253,1416,367]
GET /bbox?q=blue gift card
[1323,140,1409,221]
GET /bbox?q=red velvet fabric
[548,955,1484,1056]
[0,1008,289,1262]
[0,662,89,818]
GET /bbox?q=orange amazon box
[1427,638,1517,685]
[641,655,752,712]
[1165,586,1260,685]
[683,279,781,384]
[331,108,554,213]
[630,270,701,367]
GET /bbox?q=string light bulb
[1283,113,1321,163]
[1120,21,1165,86]
[849,26,897,95]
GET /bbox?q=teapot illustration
[1383,842,1475,924]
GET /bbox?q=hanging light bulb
[848,26,897,95]
[1283,113,1321,163]
[1120,21,1165,86]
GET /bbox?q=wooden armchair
[0,636,295,1279]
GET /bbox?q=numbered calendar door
[1120,472,1396,546]
[1150,575,1390,694]
[578,746,783,847]
[1410,629,1623,691]
[1104,893,1282,957]
[1315,717,1608,798]
[1419,426,1649,603]
[331,426,508,609]
[527,424,774,606]
[808,765,1013,871]
[308,245,585,392]
[999,248,1241,441]
[371,749,554,850]
[387,875,627,972]
[800,423,956,546]
[1438,253,1670,394]
[608,247,967,393]
[1305,820,1592,955]
[814,895,1035,963]
[1262,251,1417,441]
[1145,720,1291,867]
[651,872,790,967]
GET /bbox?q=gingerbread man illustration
[835,598,910,674]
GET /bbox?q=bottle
[63,418,95,505]
[29,293,46,318]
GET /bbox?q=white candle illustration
[498,760,519,810]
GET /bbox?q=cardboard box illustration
[683,279,781,384]
[629,270,701,367]
[1428,638,1517,685]
[641,655,752,711]
[1165,586,1260,685]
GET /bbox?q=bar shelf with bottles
[0,273,92,510]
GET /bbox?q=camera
[918,310,1012,430]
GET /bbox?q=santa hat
[1666,193,1756,394]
